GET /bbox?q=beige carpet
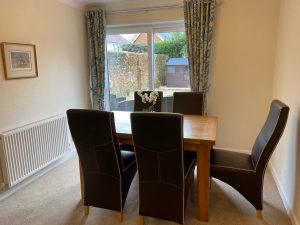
[0,155,291,225]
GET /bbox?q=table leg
[197,145,211,222]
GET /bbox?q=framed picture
[1,43,38,80]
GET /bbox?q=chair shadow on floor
[63,199,88,225]
[63,175,140,225]
[61,171,291,225]
[210,178,291,225]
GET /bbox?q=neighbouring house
[106,34,130,51]
[121,33,171,45]
[133,33,170,44]
[166,58,189,88]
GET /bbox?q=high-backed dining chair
[134,91,163,112]
[173,91,204,115]
[131,112,196,225]
[173,92,204,162]
[67,109,137,222]
[120,91,163,152]
[210,100,289,218]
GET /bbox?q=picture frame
[1,42,38,80]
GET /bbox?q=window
[106,24,190,111]
[107,33,148,111]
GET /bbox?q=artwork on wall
[1,43,38,80]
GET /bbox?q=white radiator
[0,114,70,188]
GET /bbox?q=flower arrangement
[137,90,160,112]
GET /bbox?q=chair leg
[194,169,198,194]
[257,210,263,219]
[118,212,123,222]
[84,206,89,216]
[191,172,195,203]
[139,216,144,225]
[79,160,84,201]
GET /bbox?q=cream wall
[208,0,280,149]
[101,0,281,150]
[0,0,90,183]
[271,0,300,224]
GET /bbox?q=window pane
[154,32,190,98]
[107,33,148,111]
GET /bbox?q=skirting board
[213,146,250,154]
[269,162,299,225]
[215,146,299,225]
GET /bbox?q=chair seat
[211,149,254,171]
[121,150,136,171]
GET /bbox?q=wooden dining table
[114,111,218,222]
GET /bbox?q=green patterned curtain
[184,0,216,113]
[86,9,107,110]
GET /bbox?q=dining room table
[113,111,218,222]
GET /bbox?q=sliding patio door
[106,26,190,111]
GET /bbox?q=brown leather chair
[173,92,204,161]
[173,91,204,115]
[210,100,289,218]
[134,91,163,112]
[121,91,163,151]
[67,109,137,222]
[131,112,196,225]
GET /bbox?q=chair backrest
[67,109,124,211]
[134,91,163,112]
[251,100,289,172]
[173,91,204,115]
[130,112,185,223]
[67,109,123,180]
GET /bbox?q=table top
[113,111,217,146]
